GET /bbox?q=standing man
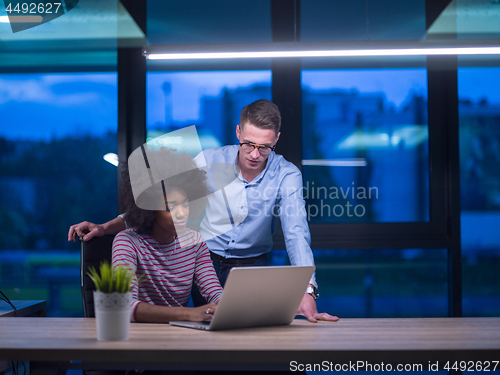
[69,99,338,323]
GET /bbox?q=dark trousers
[191,252,269,307]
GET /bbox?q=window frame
[129,0,462,316]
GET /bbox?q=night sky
[1,67,499,141]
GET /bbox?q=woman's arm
[112,231,142,317]
[113,231,219,323]
[69,216,126,242]
[134,302,217,323]
[194,241,223,304]
[134,238,221,323]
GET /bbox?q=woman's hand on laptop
[188,303,217,322]
[297,294,339,323]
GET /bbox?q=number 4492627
[444,361,499,371]
[5,2,62,14]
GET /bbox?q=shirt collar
[234,149,275,185]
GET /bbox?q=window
[302,69,429,223]
[270,248,448,317]
[147,71,272,147]
[458,67,500,317]
[0,73,117,316]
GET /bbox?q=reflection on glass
[458,67,500,317]
[428,0,500,40]
[146,71,272,148]
[302,69,429,223]
[301,0,426,42]
[147,0,272,45]
[0,73,118,316]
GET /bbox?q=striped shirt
[112,228,223,321]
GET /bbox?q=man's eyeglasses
[239,142,276,155]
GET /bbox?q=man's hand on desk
[68,217,126,242]
[68,221,105,242]
[297,293,339,323]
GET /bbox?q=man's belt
[210,252,268,264]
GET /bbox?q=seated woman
[112,150,222,323]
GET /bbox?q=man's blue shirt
[195,145,316,286]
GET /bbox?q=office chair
[80,234,115,318]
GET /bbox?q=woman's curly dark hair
[119,148,210,234]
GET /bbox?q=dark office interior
[0,0,499,324]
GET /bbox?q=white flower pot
[93,291,132,341]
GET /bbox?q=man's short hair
[239,99,281,135]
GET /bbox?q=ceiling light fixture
[103,153,119,167]
[144,40,500,60]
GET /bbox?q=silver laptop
[170,265,315,331]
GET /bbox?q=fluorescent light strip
[302,159,367,167]
[147,47,500,60]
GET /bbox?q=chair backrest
[80,234,115,317]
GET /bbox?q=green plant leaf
[86,261,134,293]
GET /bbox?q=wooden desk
[0,317,499,371]
[0,301,47,374]
[0,300,46,318]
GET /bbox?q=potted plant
[88,261,134,341]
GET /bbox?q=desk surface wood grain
[1,317,499,370]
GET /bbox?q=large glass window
[147,71,272,147]
[271,248,448,318]
[0,73,117,316]
[458,66,500,317]
[302,69,429,223]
